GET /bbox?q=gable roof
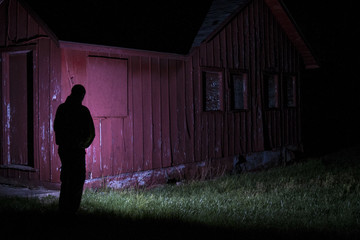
[193,0,318,69]
[264,0,319,69]
[18,0,318,68]
[192,0,250,48]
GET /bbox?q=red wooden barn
[0,0,318,189]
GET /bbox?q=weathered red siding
[60,46,191,181]
[0,0,61,188]
[190,0,302,163]
[1,0,307,188]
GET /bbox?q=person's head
[70,84,86,103]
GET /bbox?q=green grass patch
[81,157,360,233]
[1,147,360,239]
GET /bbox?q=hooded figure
[54,84,95,215]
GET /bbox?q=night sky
[23,0,213,54]
[283,0,360,154]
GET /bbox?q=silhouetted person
[54,84,95,215]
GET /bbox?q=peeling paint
[6,104,11,163]
[6,103,10,129]
[52,85,60,101]
[41,124,46,141]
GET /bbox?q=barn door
[85,56,128,179]
[1,51,34,167]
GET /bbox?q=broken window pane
[203,70,223,111]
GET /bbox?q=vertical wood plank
[50,41,61,183]
[213,35,221,68]
[27,10,39,38]
[176,60,186,164]
[112,118,124,175]
[132,56,144,171]
[160,58,171,167]
[100,118,112,176]
[238,13,245,69]
[87,118,101,179]
[151,57,162,169]
[248,3,258,152]
[226,23,233,69]
[208,113,215,158]
[243,6,252,153]
[201,112,208,162]
[185,57,195,163]
[169,59,178,166]
[220,29,227,68]
[232,16,239,69]
[17,3,27,40]
[8,0,17,44]
[123,56,134,173]
[206,41,214,67]
[0,2,7,45]
[199,43,207,67]
[215,112,223,158]
[38,39,50,182]
[142,57,152,170]
[192,51,202,163]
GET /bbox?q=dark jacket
[54,96,95,149]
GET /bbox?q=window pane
[264,74,279,109]
[203,70,223,111]
[286,76,296,107]
[231,73,248,110]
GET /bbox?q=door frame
[0,46,37,170]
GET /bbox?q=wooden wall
[60,46,194,180]
[62,0,303,181]
[0,0,61,187]
[190,0,302,163]
[0,0,304,186]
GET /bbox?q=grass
[1,146,360,239]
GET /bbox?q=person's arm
[81,108,95,148]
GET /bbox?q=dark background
[283,0,360,155]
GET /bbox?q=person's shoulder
[80,105,91,114]
[56,102,67,112]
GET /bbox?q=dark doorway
[1,51,34,167]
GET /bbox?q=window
[230,71,248,110]
[202,69,224,111]
[87,56,128,117]
[264,73,279,109]
[285,75,296,107]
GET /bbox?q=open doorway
[1,50,34,168]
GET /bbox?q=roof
[19,0,318,68]
[193,0,318,69]
[192,0,250,48]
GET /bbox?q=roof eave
[264,0,319,69]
